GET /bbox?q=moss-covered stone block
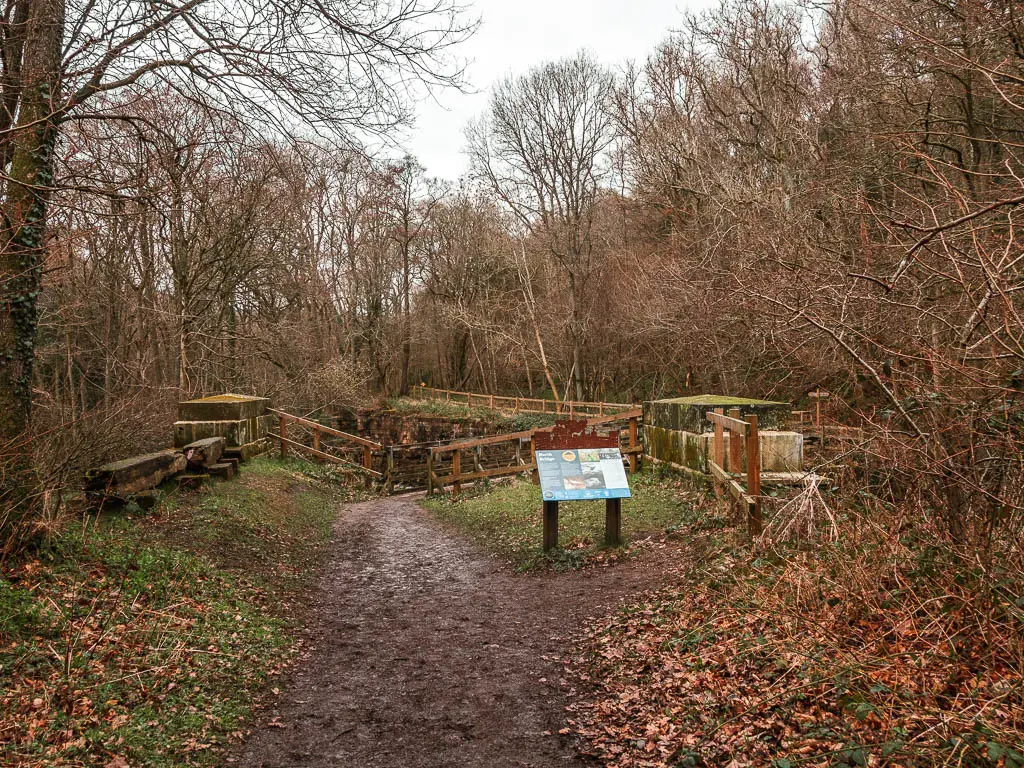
[173,415,272,448]
[177,393,270,422]
[86,449,187,495]
[645,394,790,434]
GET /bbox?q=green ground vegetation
[0,457,357,767]
[421,467,720,571]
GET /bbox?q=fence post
[712,408,724,466]
[728,408,743,473]
[529,435,539,484]
[489,394,495,410]
[386,447,395,494]
[312,426,321,460]
[427,449,435,494]
[515,397,519,413]
[746,414,761,537]
[362,444,372,472]
[629,416,639,474]
[279,415,288,459]
[452,450,462,496]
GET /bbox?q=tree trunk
[567,270,584,401]
[0,0,64,441]
[399,238,411,395]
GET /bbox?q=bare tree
[466,51,614,401]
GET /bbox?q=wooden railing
[707,408,761,537]
[410,385,635,418]
[268,408,383,478]
[427,408,644,495]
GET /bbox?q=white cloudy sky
[401,0,710,181]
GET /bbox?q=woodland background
[0,0,1022,552]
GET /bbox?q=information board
[536,447,631,501]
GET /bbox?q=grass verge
[0,457,358,767]
[421,468,719,571]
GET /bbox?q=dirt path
[238,495,677,768]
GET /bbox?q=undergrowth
[0,457,348,767]
[567,496,1024,767]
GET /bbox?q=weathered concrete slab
[183,436,226,469]
[208,462,236,481]
[173,415,272,448]
[86,449,186,496]
[177,393,270,422]
[224,437,273,462]
[643,394,790,434]
[644,425,803,473]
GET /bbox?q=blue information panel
[536,448,632,501]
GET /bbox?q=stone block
[224,437,273,462]
[173,415,272,448]
[644,426,803,473]
[644,394,790,434]
[86,449,186,496]
[208,462,236,481]
[177,393,270,422]
[759,431,804,472]
[183,436,226,469]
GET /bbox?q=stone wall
[347,410,502,445]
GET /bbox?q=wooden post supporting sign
[605,498,621,546]
[543,500,559,551]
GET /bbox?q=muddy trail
[238,495,678,768]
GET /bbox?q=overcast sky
[402,0,709,182]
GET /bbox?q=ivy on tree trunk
[0,0,64,479]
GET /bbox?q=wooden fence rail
[410,385,635,418]
[427,408,643,495]
[707,407,761,537]
[268,408,383,478]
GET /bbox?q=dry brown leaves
[567,541,1024,767]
